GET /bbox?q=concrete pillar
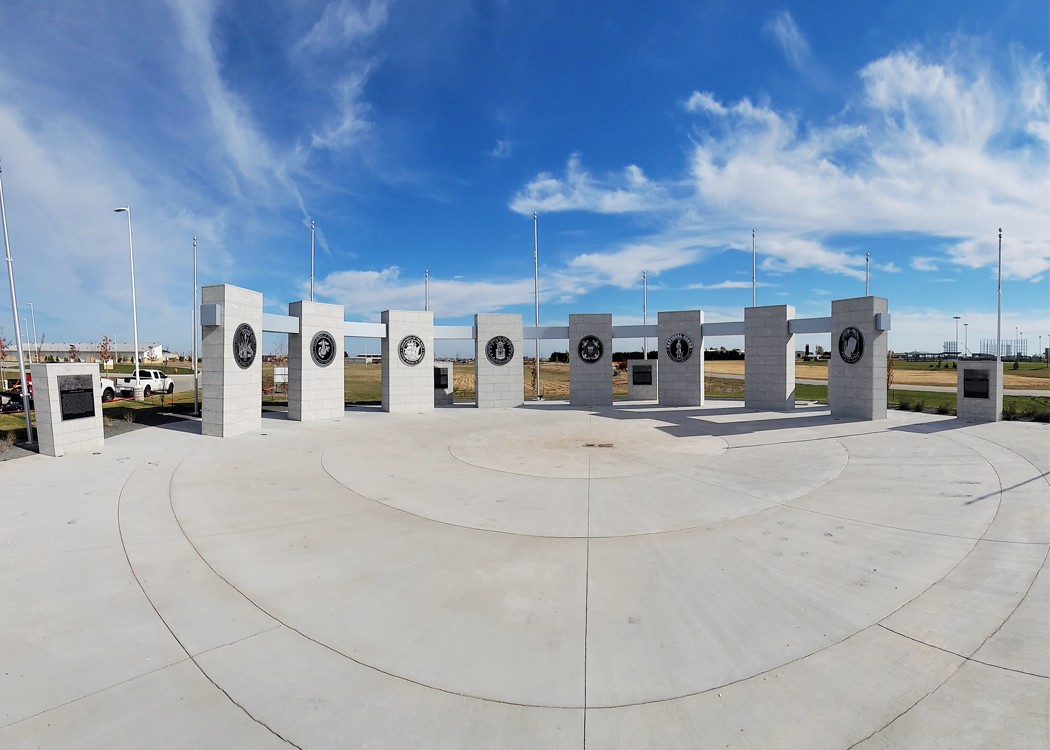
[744,305,796,411]
[829,296,889,420]
[475,313,524,408]
[957,360,1003,423]
[201,284,263,437]
[288,301,345,422]
[381,310,434,413]
[569,313,613,407]
[628,360,658,400]
[658,310,704,406]
[30,362,104,457]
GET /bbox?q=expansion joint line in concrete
[583,448,592,747]
[117,458,305,750]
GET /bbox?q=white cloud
[567,242,703,288]
[911,257,940,271]
[509,153,672,215]
[296,0,390,54]
[489,139,512,158]
[688,280,775,290]
[878,262,901,273]
[763,10,813,72]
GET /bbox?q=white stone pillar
[475,313,524,408]
[288,301,345,421]
[31,362,104,457]
[829,296,889,420]
[569,313,613,407]
[744,305,796,411]
[381,310,434,413]
[201,284,263,437]
[957,360,1003,423]
[658,310,704,406]
[627,360,658,400]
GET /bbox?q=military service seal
[485,336,514,366]
[838,326,864,365]
[578,335,604,363]
[398,335,425,366]
[665,332,694,363]
[233,323,257,369]
[311,330,336,367]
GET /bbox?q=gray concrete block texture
[658,310,704,406]
[829,296,889,420]
[288,301,345,422]
[744,305,796,411]
[30,362,104,457]
[628,360,658,400]
[474,313,524,408]
[381,310,434,413]
[957,359,1004,423]
[434,361,454,406]
[569,314,613,407]
[201,284,262,438]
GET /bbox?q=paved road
[706,372,1048,397]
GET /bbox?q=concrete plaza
[1,402,1047,748]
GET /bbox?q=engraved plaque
[963,369,989,399]
[58,374,95,421]
[633,365,653,385]
[434,367,449,390]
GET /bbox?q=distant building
[1,342,165,363]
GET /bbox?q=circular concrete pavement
[1,402,1046,748]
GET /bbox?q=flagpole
[534,212,540,400]
[310,220,316,302]
[192,235,199,416]
[865,252,870,296]
[751,229,756,307]
[425,269,429,311]
[996,228,1002,363]
[642,270,648,359]
[0,161,34,443]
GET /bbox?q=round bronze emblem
[233,323,257,369]
[665,333,694,363]
[838,327,864,365]
[311,330,337,367]
[485,336,515,366]
[578,335,604,363]
[398,335,425,366]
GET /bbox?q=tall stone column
[829,296,889,420]
[288,301,345,421]
[475,313,524,408]
[744,305,796,411]
[201,284,262,437]
[658,310,704,406]
[569,313,613,407]
[381,310,434,413]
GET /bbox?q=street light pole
[192,236,199,416]
[0,160,34,443]
[113,207,140,394]
[27,302,37,362]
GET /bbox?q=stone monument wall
[475,313,524,408]
[31,362,104,457]
[829,296,889,420]
[381,310,434,413]
[956,359,1003,423]
[201,284,262,437]
[627,360,658,400]
[658,310,704,406]
[744,305,796,411]
[288,300,345,421]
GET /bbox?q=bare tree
[97,336,113,367]
[271,340,288,366]
[0,326,9,384]
[36,333,45,364]
[68,344,80,362]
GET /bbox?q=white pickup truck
[115,369,175,397]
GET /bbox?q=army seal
[233,323,257,369]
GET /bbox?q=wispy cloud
[911,257,939,271]
[489,139,512,158]
[763,10,814,73]
[688,280,775,290]
[296,0,390,54]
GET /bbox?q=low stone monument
[628,360,658,400]
[30,362,104,457]
[434,361,454,406]
[956,359,1003,423]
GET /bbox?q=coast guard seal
[311,331,336,367]
[578,335,603,363]
[233,323,257,369]
[398,335,425,366]
[665,333,693,363]
[838,327,864,365]
[485,336,514,366]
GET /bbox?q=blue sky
[0,0,1047,357]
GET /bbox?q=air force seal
[838,327,864,365]
[665,333,694,363]
[398,335,425,366]
[311,330,337,367]
[233,323,257,369]
[578,335,604,363]
[485,336,515,366]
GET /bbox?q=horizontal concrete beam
[701,321,745,336]
[345,321,387,338]
[788,317,833,335]
[262,313,299,334]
